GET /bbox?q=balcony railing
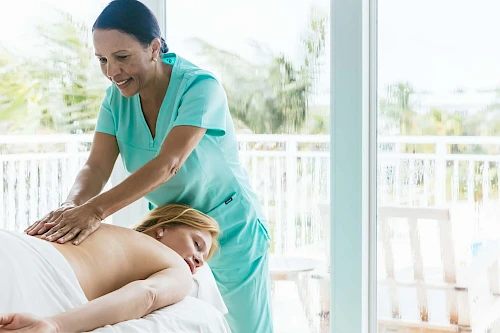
[1,134,499,255]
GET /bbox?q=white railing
[237,134,330,255]
[1,135,499,254]
[378,136,500,206]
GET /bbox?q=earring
[152,57,157,62]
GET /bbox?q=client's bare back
[36,224,177,300]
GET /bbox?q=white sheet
[0,230,231,333]
[190,263,228,315]
[91,297,231,333]
[0,230,88,316]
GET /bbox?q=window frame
[330,0,377,331]
[140,0,166,36]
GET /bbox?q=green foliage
[378,82,417,135]
[1,7,329,135]
[187,8,328,134]
[0,9,108,134]
[0,49,42,133]
[1,5,498,140]
[378,82,500,203]
[379,81,500,140]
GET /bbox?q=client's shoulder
[98,223,183,267]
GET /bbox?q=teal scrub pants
[212,253,274,333]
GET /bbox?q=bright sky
[1,0,499,98]
[0,0,107,55]
[378,0,500,93]
[166,0,315,61]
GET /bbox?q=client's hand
[0,313,58,333]
[25,202,76,236]
[39,203,103,245]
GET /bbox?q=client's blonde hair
[133,204,220,259]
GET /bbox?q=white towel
[0,229,88,316]
[190,263,228,315]
[91,297,232,333]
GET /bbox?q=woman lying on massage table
[0,204,220,333]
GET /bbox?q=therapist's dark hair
[93,0,168,53]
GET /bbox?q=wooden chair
[292,204,500,332]
[378,206,471,332]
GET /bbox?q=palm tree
[471,88,500,137]
[34,11,109,134]
[185,9,327,134]
[378,82,417,137]
[0,9,108,134]
[0,48,43,133]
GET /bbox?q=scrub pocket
[206,192,270,269]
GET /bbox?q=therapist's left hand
[41,203,102,245]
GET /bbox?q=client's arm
[53,265,192,332]
[0,265,192,333]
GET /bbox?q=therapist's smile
[113,77,133,89]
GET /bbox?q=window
[377,0,500,331]
[166,0,331,331]
[0,0,110,135]
[0,0,110,228]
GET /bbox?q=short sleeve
[95,86,116,136]
[173,75,227,136]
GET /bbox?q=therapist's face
[93,29,160,98]
[156,225,213,275]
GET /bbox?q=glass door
[377,0,500,331]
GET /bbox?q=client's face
[160,226,212,274]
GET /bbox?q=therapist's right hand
[25,202,77,236]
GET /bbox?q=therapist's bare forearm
[50,281,153,333]
[87,157,175,219]
[65,165,109,206]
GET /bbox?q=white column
[140,0,166,36]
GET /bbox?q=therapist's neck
[139,60,172,111]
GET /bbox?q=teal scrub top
[95,53,270,268]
